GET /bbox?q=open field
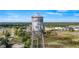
[45,31,79,48]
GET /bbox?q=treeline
[0,22,79,27]
[0,22,31,27]
[44,22,79,27]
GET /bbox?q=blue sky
[0,10,79,22]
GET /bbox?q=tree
[22,33,31,48]
[69,27,74,32]
[5,31,10,37]
[15,26,31,48]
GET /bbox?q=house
[54,27,64,31]
[67,26,79,31]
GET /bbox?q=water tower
[31,13,45,48]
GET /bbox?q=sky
[0,10,79,22]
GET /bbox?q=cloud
[0,12,30,22]
[46,12,62,16]
[74,13,79,16]
[57,10,69,13]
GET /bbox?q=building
[69,26,79,31]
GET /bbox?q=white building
[69,26,79,31]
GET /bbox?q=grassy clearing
[45,31,79,48]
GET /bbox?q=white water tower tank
[32,13,44,32]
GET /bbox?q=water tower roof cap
[32,13,43,17]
